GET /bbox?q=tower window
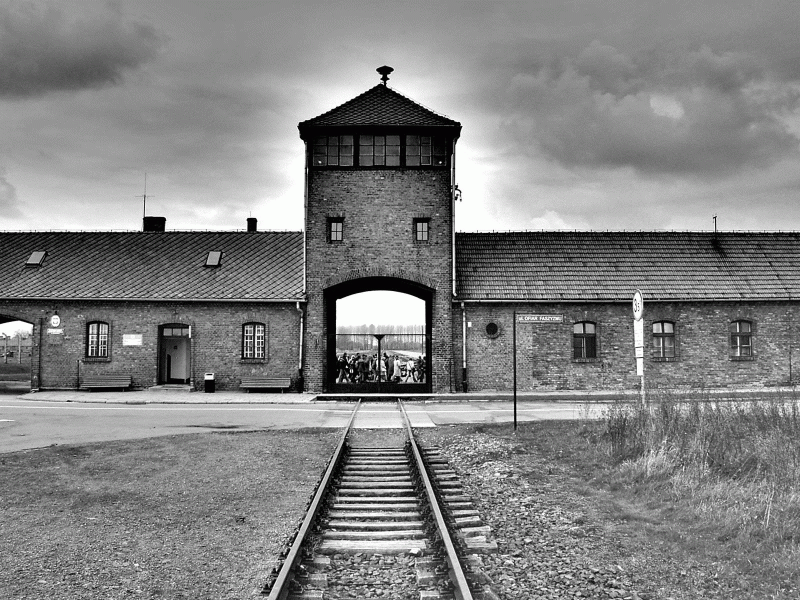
[328,217,344,243]
[406,135,448,166]
[313,135,353,166]
[414,218,430,242]
[359,135,400,166]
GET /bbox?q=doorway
[158,324,191,384]
[325,278,432,393]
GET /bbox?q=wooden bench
[240,377,292,393]
[81,375,132,391]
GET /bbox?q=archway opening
[0,319,34,394]
[325,278,432,393]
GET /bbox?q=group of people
[335,352,425,384]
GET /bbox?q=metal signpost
[633,290,646,405]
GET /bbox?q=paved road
[0,396,603,454]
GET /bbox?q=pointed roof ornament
[377,65,394,85]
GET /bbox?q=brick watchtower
[298,67,462,393]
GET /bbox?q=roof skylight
[25,251,46,267]
[205,251,222,267]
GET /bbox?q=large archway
[0,317,34,394]
[325,277,432,393]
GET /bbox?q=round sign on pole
[632,290,644,321]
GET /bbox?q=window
[731,320,752,358]
[414,218,430,242]
[328,218,344,242]
[205,251,222,267]
[26,251,46,267]
[653,321,676,359]
[86,321,109,358]
[313,135,353,166]
[243,323,265,359]
[573,322,597,359]
[406,135,448,166]
[162,326,190,337]
[359,135,400,166]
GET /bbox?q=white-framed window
[87,321,109,358]
[243,323,265,359]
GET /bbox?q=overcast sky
[1,0,799,234]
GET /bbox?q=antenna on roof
[713,214,717,236]
[377,65,393,85]
[137,173,153,222]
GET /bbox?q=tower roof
[298,83,461,137]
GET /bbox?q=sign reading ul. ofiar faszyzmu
[516,314,564,324]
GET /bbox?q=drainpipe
[296,302,304,391]
[461,301,468,392]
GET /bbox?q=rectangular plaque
[516,314,564,324]
[122,334,143,346]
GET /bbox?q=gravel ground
[419,428,653,600]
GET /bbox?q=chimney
[247,217,257,232]
[143,216,166,232]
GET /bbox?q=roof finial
[377,65,393,85]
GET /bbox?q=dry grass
[0,430,337,599]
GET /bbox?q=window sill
[83,357,111,363]
[652,357,679,362]
[573,358,600,364]
[730,355,755,361]
[241,358,266,364]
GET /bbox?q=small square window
[205,251,222,267]
[26,251,46,267]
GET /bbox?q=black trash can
[204,372,215,393]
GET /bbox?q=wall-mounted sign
[46,328,63,335]
[516,314,564,324]
[122,334,143,346]
[50,315,61,327]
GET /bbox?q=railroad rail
[262,399,494,600]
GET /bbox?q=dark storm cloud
[0,3,163,98]
[495,39,800,176]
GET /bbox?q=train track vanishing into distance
[262,399,499,600]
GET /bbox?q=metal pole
[513,311,517,431]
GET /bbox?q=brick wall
[454,301,800,391]
[304,168,454,392]
[0,300,300,391]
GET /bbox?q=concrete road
[0,397,604,454]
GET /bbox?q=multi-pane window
[311,134,448,167]
[328,218,344,242]
[731,320,752,357]
[573,322,597,359]
[243,323,266,359]
[653,321,676,359]
[414,219,429,242]
[359,135,400,166]
[87,321,109,358]
[406,135,447,166]
[313,135,354,166]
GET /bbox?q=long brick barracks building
[2,69,800,394]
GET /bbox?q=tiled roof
[0,231,304,301]
[298,84,461,130]
[456,231,800,301]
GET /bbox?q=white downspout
[461,301,467,392]
[296,302,304,387]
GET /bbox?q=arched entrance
[325,277,432,393]
[0,317,34,394]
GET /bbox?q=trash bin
[204,372,215,393]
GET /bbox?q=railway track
[262,399,497,600]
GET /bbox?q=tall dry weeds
[604,388,800,550]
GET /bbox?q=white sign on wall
[122,334,143,346]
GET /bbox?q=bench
[81,375,132,391]
[240,377,292,393]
